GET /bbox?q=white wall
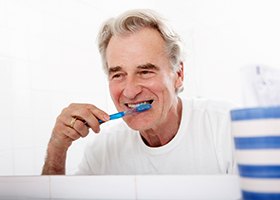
[1,0,280,175]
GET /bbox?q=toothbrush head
[125,103,152,115]
[135,103,152,112]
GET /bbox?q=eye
[138,70,155,78]
[110,73,124,80]
[140,70,151,74]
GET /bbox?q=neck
[140,97,182,147]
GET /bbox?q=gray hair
[97,9,184,74]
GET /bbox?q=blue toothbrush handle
[98,112,125,124]
[97,104,151,124]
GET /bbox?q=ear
[175,62,184,90]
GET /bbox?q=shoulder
[182,97,234,116]
[180,97,234,132]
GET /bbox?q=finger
[51,123,77,149]
[71,119,90,137]
[69,104,109,132]
[55,119,82,141]
[71,103,110,122]
[60,103,109,133]
[61,114,100,133]
[62,126,81,141]
[84,105,110,127]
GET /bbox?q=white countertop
[0,175,241,200]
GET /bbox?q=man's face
[106,28,183,131]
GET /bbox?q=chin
[124,118,151,131]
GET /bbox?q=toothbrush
[98,103,152,124]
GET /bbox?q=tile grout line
[48,176,52,199]
[134,176,138,200]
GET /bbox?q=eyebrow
[108,63,160,75]
[137,63,160,71]
[108,66,122,75]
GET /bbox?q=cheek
[152,75,176,94]
[140,77,175,102]
[109,83,121,103]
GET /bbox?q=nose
[122,77,142,99]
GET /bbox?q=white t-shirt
[75,98,236,175]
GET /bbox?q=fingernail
[104,115,110,121]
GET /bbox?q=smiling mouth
[124,100,154,109]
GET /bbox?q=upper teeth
[127,101,149,108]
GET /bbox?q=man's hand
[42,103,109,175]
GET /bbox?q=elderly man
[42,9,235,175]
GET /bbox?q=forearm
[42,141,68,175]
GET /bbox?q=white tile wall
[0,147,14,175]
[1,0,280,175]
[14,147,36,175]
[0,0,109,175]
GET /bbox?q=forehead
[105,28,168,70]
